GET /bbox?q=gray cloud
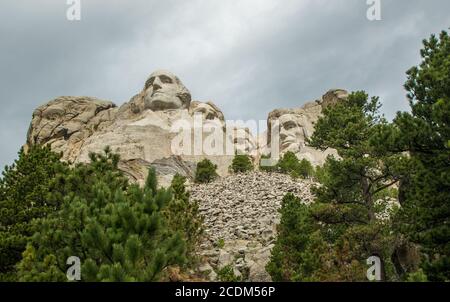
[0,0,449,168]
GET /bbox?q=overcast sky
[0,0,449,169]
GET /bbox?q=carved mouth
[281,139,298,149]
[149,99,181,110]
[281,137,296,145]
[151,91,165,97]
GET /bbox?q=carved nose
[279,128,289,139]
[152,78,163,91]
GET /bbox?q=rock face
[190,171,315,281]
[25,70,346,185]
[25,70,247,187]
[26,96,117,158]
[261,89,347,166]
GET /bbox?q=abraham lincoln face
[277,113,308,153]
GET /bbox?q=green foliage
[308,91,402,280]
[313,163,329,183]
[269,91,402,281]
[277,152,300,174]
[298,159,314,179]
[0,145,68,280]
[269,31,450,281]
[260,152,314,178]
[406,269,428,282]
[17,149,186,281]
[195,159,218,183]
[397,30,450,281]
[217,265,241,282]
[309,91,403,220]
[216,238,225,249]
[165,174,204,263]
[146,167,158,196]
[376,30,450,281]
[230,154,253,173]
[277,152,314,179]
[374,187,398,201]
[266,194,321,281]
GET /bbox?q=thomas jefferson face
[143,70,191,111]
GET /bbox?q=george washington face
[143,70,191,111]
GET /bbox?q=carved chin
[281,142,301,152]
[144,94,183,111]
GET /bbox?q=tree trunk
[361,177,376,222]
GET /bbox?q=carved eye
[159,75,173,84]
[283,122,295,130]
[145,77,155,88]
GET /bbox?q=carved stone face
[191,102,222,121]
[237,128,256,155]
[278,113,307,153]
[228,127,256,155]
[143,70,191,111]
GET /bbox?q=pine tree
[0,145,68,280]
[275,152,314,179]
[195,159,218,183]
[266,194,323,281]
[146,166,158,196]
[230,154,253,173]
[298,159,314,179]
[165,174,204,263]
[385,30,450,281]
[17,149,186,281]
[307,91,402,280]
[277,151,299,174]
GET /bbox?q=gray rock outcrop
[25,70,245,187]
[25,71,347,186]
[25,96,117,159]
[261,88,347,166]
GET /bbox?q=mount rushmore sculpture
[25,70,347,186]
